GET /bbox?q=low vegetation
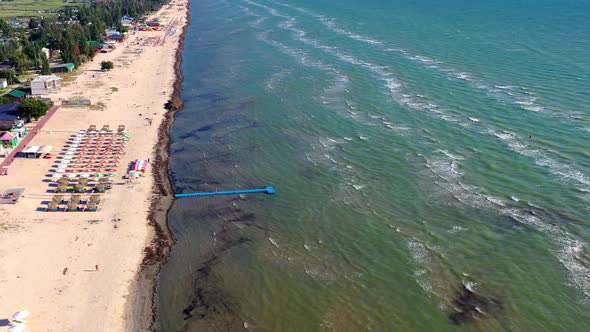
[0,0,71,19]
[101,61,114,71]
[0,0,167,80]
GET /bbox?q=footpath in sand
[0,1,188,330]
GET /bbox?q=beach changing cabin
[31,75,62,95]
[5,89,27,102]
[49,63,74,74]
[0,78,7,89]
[10,120,27,138]
[0,131,18,148]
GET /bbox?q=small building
[106,34,125,42]
[11,120,28,138]
[5,89,27,102]
[0,131,18,148]
[87,40,103,53]
[0,78,7,89]
[22,144,52,158]
[31,75,62,96]
[22,145,40,158]
[121,15,135,25]
[49,63,74,73]
[41,47,50,60]
[0,103,20,129]
[0,60,14,71]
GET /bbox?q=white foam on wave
[249,6,590,297]
[268,237,279,248]
[256,30,351,110]
[490,130,590,191]
[267,0,586,128]
[407,239,435,294]
[264,68,291,91]
[463,281,478,292]
[423,151,590,299]
[448,225,467,234]
[555,239,590,300]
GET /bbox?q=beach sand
[0,1,188,330]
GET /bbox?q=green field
[0,0,69,19]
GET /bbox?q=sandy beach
[0,1,188,330]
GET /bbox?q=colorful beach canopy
[0,131,17,140]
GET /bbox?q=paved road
[0,105,61,172]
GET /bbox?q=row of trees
[0,0,168,76]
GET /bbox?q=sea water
[157,0,590,330]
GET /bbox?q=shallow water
[157,0,590,330]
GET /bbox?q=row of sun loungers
[54,177,112,193]
[87,125,126,133]
[46,195,102,212]
[44,126,128,211]
[52,128,129,178]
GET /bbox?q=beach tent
[0,131,18,148]
[8,322,26,332]
[22,145,40,158]
[12,310,30,322]
[38,145,53,154]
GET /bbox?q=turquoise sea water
[156,0,590,330]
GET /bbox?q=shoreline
[125,0,191,330]
[0,1,190,330]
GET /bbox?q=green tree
[41,52,51,75]
[0,96,10,105]
[17,99,51,121]
[29,18,40,29]
[101,61,114,71]
[10,54,32,75]
[0,69,18,85]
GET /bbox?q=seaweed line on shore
[125,1,191,331]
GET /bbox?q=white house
[0,78,7,89]
[31,75,62,95]
[41,47,50,60]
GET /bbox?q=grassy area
[0,0,70,19]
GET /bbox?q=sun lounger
[89,195,101,204]
[85,202,99,211]
[66,201,79,212]
[95,184,106,193]
[46,202,59,212]
[71,195,82,204]
[74,184,86,193]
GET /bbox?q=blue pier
[175,186,275,198]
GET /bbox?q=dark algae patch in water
[179,202,266,331]
[448,285,502,325]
